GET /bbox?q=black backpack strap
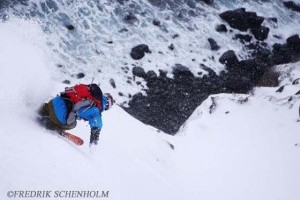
[89,84,103,100]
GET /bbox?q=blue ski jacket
[51,95,107,129]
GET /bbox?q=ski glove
[90,127,100,145]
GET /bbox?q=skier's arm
[88,115,102,145]
[85,109,102,145]
[78,107,102,145]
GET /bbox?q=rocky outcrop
[208,38,220,51]
[220,8,269,41]
[284,1,300,13]
[215,24,228,33]
[130,44,151,60]
[220,8,264,31]
[125,64,226,134]
[271,34,300,65]
[250,26,270,41]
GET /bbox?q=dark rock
[196,0,214,4]
[124,12,138,24]
[251,45,272,61]
[63,80,70,84]
[109,78,116,88]
[235,34,252,43]
[250,26,270,41]
[172,34,179,39]
[116,0,129,5]
[159,70,167,77]
[122,62,223,134]
[216,24,228,32]
[208,38,220,51]
[168,43,174,50]
[268,17,278,23]
[107,41,113,44]
[272,43,292,65]
[287,34,300,51]
[201,64,217,77]
[124,68,208,134]
[295,90,300,95]
[238,59,268,83]
[173,64,194,77]
[271,34,300,65]
[132,66,146,78]
[219,50,239,69]
[119,28,128,33]
[276,86,285,93]
[76,73,85,79]
[261,42,268,47]
[292,78,300,85]
[146,70,157,80]
[273,35,281,39]
[153,19,161,26]
[57,64,63,68]
[65,24,75,30]
[283,1,300,13]
[168,142,175,150]
[219,52,270,93]
[257,69,279,87]
[130,44,151,60]
[118,92,124,96]
[224,73,254,93]
[219,8,264,31]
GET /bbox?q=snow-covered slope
[0,20,176,200]
[168,62,300,200]
[0,7,300,200]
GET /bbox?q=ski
[59,130,84,146]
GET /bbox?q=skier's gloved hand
[90,127,100,145]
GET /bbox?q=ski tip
[62,131,84,146]
[75,139,84,146]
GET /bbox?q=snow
[0,20,177,200]
[172,94,300,199]
[170,64,300,199]
[0,13,300,200]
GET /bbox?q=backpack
[61,84,103,110]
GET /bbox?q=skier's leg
[41,117,61,131]
[37,103,49,117]
[47,99,76,131]
[37,102,62,132]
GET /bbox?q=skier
[38,83,114,146]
